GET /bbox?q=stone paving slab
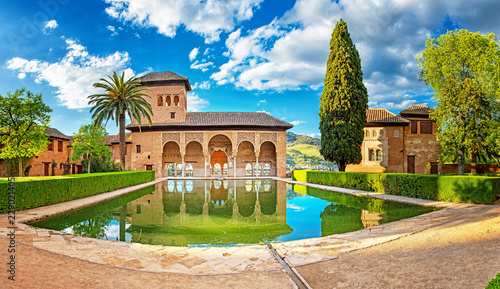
[0,177,490,275]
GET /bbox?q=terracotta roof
[140,71,192,91]
[45,128,71,140]
[366,109,410,125]
[105,133,132,145]
[126,112,293,131]
[399,104,432,116]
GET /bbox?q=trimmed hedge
[486,273,500,289]
[0,171,155,213]
[292,170,500,204]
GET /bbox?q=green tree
[417,29,500,174]
[71,124,111,174]
[0,88,52,177]
[319,19,368,171]
[88,71,152,169]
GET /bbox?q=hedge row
[0,171,155,213]
[292,170,500,204]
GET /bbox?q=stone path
[0,177,490,276]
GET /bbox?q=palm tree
[88,71,152,169]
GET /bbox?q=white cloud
[104,0,264,43]
[107,25,119,36]
[17,73,26,79]
[7,39,131,109]
[290,120,306,126]
[307,133,321,138]
[211,0,500,109]
[43,20,58,34]
[192,81,211,90]
[190,60,214,72]
[189,47,199,61]
[187,92,209,111]
[256,109,270,114]
[257,99,266,106]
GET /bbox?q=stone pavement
[0,177,489,276]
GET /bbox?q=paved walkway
[0,178,498,288]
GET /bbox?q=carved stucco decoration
[162,133,180,146]
[260,132,277,146]
[237,132,255,146]
[185,132,204,146]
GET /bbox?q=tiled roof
[140,71,192,91]
[126,112,293,130]
[45,128,71,140]
[366,109,410,125]
[105,133,132,145]
[399,104,432,116]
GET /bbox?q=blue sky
[2,0,500,137]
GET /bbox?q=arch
[176,163,183,177]
[166,95,171,106]
[185,141,203,177]
[162,141,181,177]
[366,130,371,137]
[174,95,179,106]
[259,141,276,176]
[186,164,193,177]
[245,163,253,176]
[157,95,163,106]
[166,164,175,177]
[372,130,377,137]
[209,134,232,175]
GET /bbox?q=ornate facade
[109,71,293,178]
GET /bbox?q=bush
[292,170,500,204]
[486,273,500,289]
[0,171,155,213]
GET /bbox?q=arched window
[223,163,228,175]
[213,163,222,174]
[245,164,253,176]
[174,95,179,106]
[176,164,183,176]
[254,163,262,176]
[366,130,371,137]
[166,95,171,106]
[186,164,193,177]
[369,149,375,161]
[157,95,163,106]
[167,164,175,177]
[379,130,384,137]
[263,163,271,176]
[373,130,377,137]
[245,180,253,192]
[394,130,399,137]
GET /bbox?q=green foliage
[81,155,122,173]
[319,19,368,171]
[292,170,500,204]
[286,132,335,169]
[88,71,153,168]
[486,273,500,289]
[416,29,500,174]
[3,157,32,177]
[0,87,52,176]
[71,124,112,173]
[0,171,155,213]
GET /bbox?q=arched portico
[208,134,233,176]
[162,141,182,177]
[259,141,277,176]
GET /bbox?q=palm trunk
[119,112,126,169]
[18,157,23,177]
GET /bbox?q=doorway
[407,156,415,174]
[43,162,50,176]
[211,150,227,175]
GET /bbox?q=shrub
[486,273,500,289]
[292,170,500,204]
[0,171,155,213]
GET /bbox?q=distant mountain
[286,132,336,170]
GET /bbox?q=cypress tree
[319,19,368,171]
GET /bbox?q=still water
[29,180,436,246]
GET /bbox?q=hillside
[286,132,337,170]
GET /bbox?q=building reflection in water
[112,180,290,246]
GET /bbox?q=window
[186,164,193,177]
[394,130,399,137]
[136,145,141,153]
[48,139,53,150]
[411,121,418,134]
[166,95,171,106]
[223,163,228,175]
[373,130,377,137]
[60,163,63,169]
[379,130,383,137]
[167,164,175,177]
[263,163,271,176]
[176,164,183,176]
[174,95,179,106]
[376,150,383,161]
[136,205,141,214]
[366,130,371,137]
[245,164,253,176]
[157,95,163,106]
[213,163,221,174]
[254,163,262,176]
[171,112,175,119]
[369,149,375,161]
[420,121,432,134]
[145,164,153,170]
[58,141,63,152]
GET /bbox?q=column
[204,154,208,177]
[233,155,237,177]
[181,156,185,178]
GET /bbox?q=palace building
[108,71,293,178]
[346,104,442,174]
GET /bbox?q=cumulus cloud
[190,60,214,72]
[7,39,131,109]
[187,92,209,111]
[43,20,58,34]
[192,81,211,90]
[189,47,199,61]
[104,0,264,43]
[257,99,266,106]
[107,25,119,36]
[211,0,500,109]
[290,120,306,126]
[307,133,321,138]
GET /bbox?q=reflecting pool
[29,180,436,246]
